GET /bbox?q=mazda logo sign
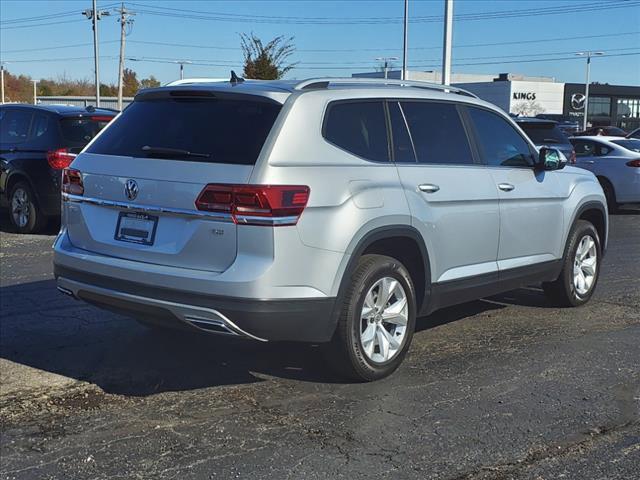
[124,179,139,201]
[571,93,586,111]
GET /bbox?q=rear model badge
[124,179,139,200]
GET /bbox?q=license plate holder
[115,212,158,245]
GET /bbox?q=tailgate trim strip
[63,193,233,222]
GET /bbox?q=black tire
[8,181,46,234]
[598,178,618,214]
[542,220,601,307]
[324,254,417,382]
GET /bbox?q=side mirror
[538,147,567,171]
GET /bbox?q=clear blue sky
[1,0,639,86]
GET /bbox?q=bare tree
[240,33,297,80]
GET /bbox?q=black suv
[515,117,576,164]
[0,104,115,233]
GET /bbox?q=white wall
[509,81,564,115]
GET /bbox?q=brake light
[196,184,310,226]
[569,149,576,164]
[47,148,77,169]
[626,159,640,167]
[62,168,84,196]
[90,116,114,122]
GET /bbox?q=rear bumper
[54,265,337,343]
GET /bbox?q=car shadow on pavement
[0,209,60,235]
[0,279,549,396]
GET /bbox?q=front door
[464,106,568,271]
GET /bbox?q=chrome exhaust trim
[57,285,76,298]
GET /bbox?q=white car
[570,136,640,212]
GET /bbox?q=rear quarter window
[87,98,281,165]
[322,101,389,162]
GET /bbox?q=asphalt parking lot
[0,208,638,480]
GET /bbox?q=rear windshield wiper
[141,145,210,158]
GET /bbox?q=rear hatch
[59,114,114,154]
[66,90,282,272]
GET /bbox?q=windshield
[86,97,282,165]
[611,139,640,153]
[519,123,569,145]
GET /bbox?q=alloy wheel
[11,188,30,228]
[573,235,597,296]
[360,276,408,363]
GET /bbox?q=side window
[388,101,416,162]
[594,143,612,156]
[0,109,33,144]
[467,107,535,167]
[573,140,596,157]
[31,113,50,139]
[323,101,389,162]
[400,101,474,165]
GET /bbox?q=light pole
[82,1,110,107]
[0,63,6,104]
[175,60,192,80]
[32,80,38,105]
[576,51,604,131]
[442,0,454,86]
[402,0,409,81]
[375,57,399,79]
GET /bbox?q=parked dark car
[535,114,581,135]
[0,104,116,233]
[515,117,576,163]
[627,127,640,139]
[575,126,628,137]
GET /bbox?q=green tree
[122,68,140,96]
[140,75,161,89]
[240,33,296,80]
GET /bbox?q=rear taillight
[90,116,113,122]
[569,150,576,164]
[195,184,310,226]
[47,148,77,169]
[62,168,84,196]
[626,159,640,167]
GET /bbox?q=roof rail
[165,78,230,86]
[293,77,477,98]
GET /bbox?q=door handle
[498,183,515,192]
[418,184,440,193]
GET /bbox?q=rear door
[391,100,500,284]
[465,106,567,269]
[66,92,282,272]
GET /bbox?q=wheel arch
[328,225,432,339]
[569,201,608,256]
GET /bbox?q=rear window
[611,139,640,152]
[60,116,113,149]
[518,122,569,145]
[87,98,281,165]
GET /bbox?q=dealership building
[353,70,640,131]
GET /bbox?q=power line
[0,3,121,25]
[126,1,640,25]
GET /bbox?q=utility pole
[1,64,5,104]
[83,1,110,107]
[576,51,604,131]
[375,57,399,80]
[402,0,409,81]
[442,0,453,86]
[32,80,38,105]
[117,3,135,111]
[175,60,192,80]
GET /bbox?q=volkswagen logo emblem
[124,179,139,201]
[571,93,586,110]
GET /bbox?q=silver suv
[54,77,608,381]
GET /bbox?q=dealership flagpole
[576,51,604,131]
[442,0,453,86]
[402,0,408,81]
